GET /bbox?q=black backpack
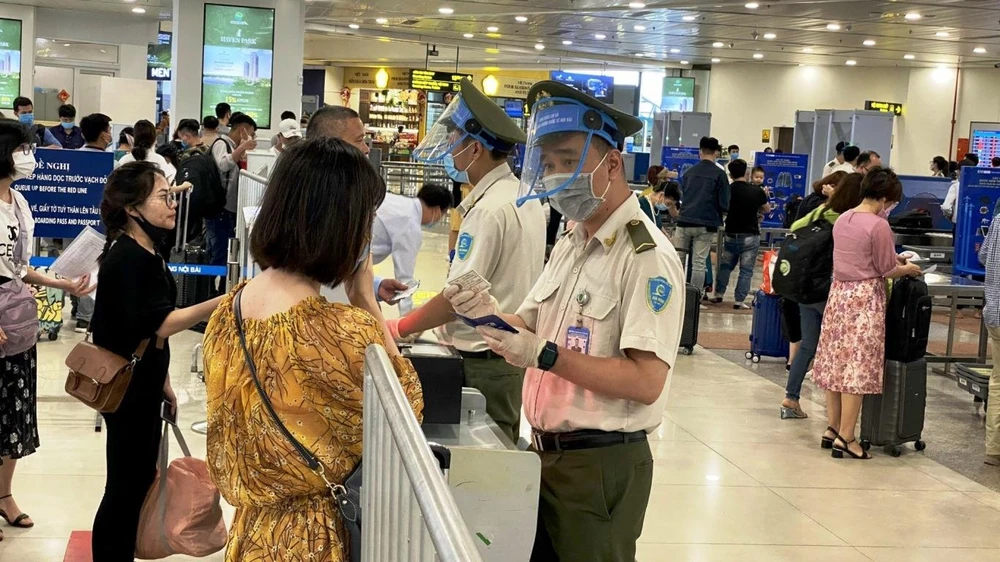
[177,138,228,221]
[783,198,803,229]
[885,277,932,362]
[771,213,834,304]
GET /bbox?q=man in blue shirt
[50,104,85,149]
[674,136,731,300]
[72,113,113,331]
[13,96,61,148]
[979,212,1000,466]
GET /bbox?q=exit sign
[865,100,903,116]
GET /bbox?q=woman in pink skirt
[811,168,922,460]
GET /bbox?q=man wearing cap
[386,78,545,443]
[442,81,685,560]
[822,141,849,177]
[271,118,303,155]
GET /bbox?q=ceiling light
[745,2,759,8]
[863,39,876,46]
[753,52,764,59]
[628,2,646,8]
[131,7,145,13]
[375,17,388,24]
[712,57,721,62]
[935,31,950,37]
[635,53,644,57]
[463,33,474,38]
[378,37,391,43]
[515,16,528,22]
[846,59,857,66]
[670,48,680,53]
[904,54,915,59]
[562,40,573,45]
[826,23,841,31]
[595,33,606,39]
[486,47,500,54]
[438,7,454,14]
[680,60,689,64]
[634,25,646,31]
[63,43,70,47]
[348,23,360,29]
[534,43,545,50]
[644,52,656,57]
[764,32,776,40]
[712,41,724,48]
[802,47,814,53]
[682,14,697,21]
[904,12,921,21]
[487,25,499,32]
[974,47,987,54]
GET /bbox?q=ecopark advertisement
[201,4,275,128]
[0,19,21,109]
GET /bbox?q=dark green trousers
[530,440,654,562]
[462,356,525,443]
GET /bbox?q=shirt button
[572,267,580,274]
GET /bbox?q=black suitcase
[860,358,928,457]
[679,284,700,355]
[400,343,465,425]
[170,190,214,320]
[885,277,932,362]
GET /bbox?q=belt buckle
[531,431,541,451]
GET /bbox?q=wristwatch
[537,341,559,371]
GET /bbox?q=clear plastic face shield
[516,97,620,207]
[412,94,510,165]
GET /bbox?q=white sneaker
[733,302,751,310]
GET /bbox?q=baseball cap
[278,118,302,138]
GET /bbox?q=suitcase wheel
[47,330,58,341]
[914,440,926,452]
[888,446,902,458]
[745,351,754,360]
[680,347,693,356]
[860,440,872,451]
[751,355,761,364]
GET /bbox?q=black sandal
[820,426,839,449]
[0,495,33,528]
[831,436,872,460]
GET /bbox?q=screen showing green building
[201,4,275,128]
[0,19,22,109]
[661,77,695,112]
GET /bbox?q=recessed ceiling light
[515,16,528,22]
[680,60,690,64]
[438,7,454,14]
[63,43,70,47]
[826,23,841,31]
[348,23,360,29]
[635,53,644,57]
[682,14,697,21]
[562,40,573,45]
[935,31,950,37]
[628,2,646,8]
[764,32,776,40]
[904,12,921,21]
[745,2,759,8]
[753,52,764,59]
[378,37,391,42]
[487,25,499,32]
[375,17,388,24]
[904,54,915,59]
[802,47,814,53]
[644,52,655,57]
[634,25,646,31]
[975,47,987,54]
[486,47,500,54]
[131,7,145,13]
[863,39,876,46]
[595,33,606,39]
[712,41,724,48]
[463,32,474,38]
[534,43,545,50]
[846,59,857,66]
[670,48,681,53]
[712,57,721,62]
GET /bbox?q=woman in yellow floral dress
[203,138,423,561]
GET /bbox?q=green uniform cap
[458,77,527,146]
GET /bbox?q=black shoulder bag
[232,288,362,562]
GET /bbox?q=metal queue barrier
[362,345,485,562]
[381,161,450,197]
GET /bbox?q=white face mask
[12,151,36,181]
[544,152,611,222]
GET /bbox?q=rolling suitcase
[170,190,213,327]
[884,277,932,362]
[860,359,928,457]
[746,289,789,363]
[679,284,700,355]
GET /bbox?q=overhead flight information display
[201,4,275,128]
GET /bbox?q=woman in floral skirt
[811,167,922,460]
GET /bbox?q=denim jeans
[77,295,95,322]
[674,226,715,296]
[785,301,827,401]
[715,234,760,303]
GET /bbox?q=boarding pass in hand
[448,270,491,294]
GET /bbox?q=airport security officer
[386,78,546,443]
[443,81,686,561]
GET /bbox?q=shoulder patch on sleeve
[626,219,657,254]
[647,276,672,314]
[456,232,474,261]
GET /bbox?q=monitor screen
[661,77,694,112]
[201,4,275,128]
[504,99,524,118]
[548,71,615,101]
[971,129,1000,167]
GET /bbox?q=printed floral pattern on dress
[812,278,887,395]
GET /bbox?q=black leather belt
[458,349,502,360]
[531,428,647,452]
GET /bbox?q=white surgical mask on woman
[12,150,36,181]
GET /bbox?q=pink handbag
[135,422,228,560]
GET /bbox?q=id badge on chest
[565,289,593,355]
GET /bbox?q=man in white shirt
[372,184,452,313]
[832,145,860,174]
[943,157,977,221]
[822,141,849,177]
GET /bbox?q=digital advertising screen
[201,4,275,128]
[661,77,694,112]
[147,31,172,81]
[0,19,22,109]
[548,71,615,102]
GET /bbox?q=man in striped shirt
[978,212,1000,466]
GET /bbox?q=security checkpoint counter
[922,272,989,371]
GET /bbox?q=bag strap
[232,287,347,498]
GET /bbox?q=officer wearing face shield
[441,81,686,561]
[385,78,545,443]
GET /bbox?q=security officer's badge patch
[457,232,474,261]
[647,277,672,314]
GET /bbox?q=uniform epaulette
[625,219,657,254]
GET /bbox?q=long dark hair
[0,119,30,179]
[130,120,157,161]
[932,155,949,175]
[99,161,163,263]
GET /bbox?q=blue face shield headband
[515,98,621,207]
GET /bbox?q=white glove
[443,284,498,318]
[478,326,547,370]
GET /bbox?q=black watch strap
[537,341,559,371]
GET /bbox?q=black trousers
[92,402,162,561]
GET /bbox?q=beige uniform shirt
[439,163,546,352]
[518,195,686,433]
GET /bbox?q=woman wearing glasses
[89,161,222,560]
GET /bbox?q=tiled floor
[3,228,1000,561]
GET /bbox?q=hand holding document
[50,227,105,291]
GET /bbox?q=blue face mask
[61,121,75,130]
[180,140,190,150]
[18,113,33,126]
[730,152,739,160]
[442,153,470,184]
[655,203,668,212]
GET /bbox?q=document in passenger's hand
[51,227,105,289]
[448,269,491,293]
[454,313,519,334]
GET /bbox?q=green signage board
[201,4,275,128]
[0,19,22,109]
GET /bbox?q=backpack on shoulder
[177,138,229,223]
[771,213,834,304]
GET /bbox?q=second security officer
[387,78,545,443]
[444,81,686,561]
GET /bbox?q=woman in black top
[90,161,222,561]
